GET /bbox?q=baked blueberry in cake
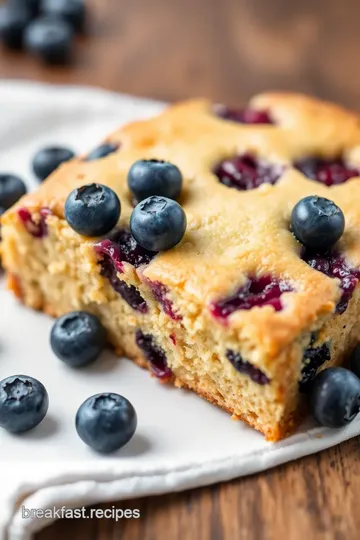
[3,92,360,440]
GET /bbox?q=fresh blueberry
[65,183,121,237]
[291,196,345,251]
[0,375,49,433]
[50,311,106,367]
[128,160,183,203]
[0,174,27,209]
[32,146,75,182]
[25,16,73,64]
[0,3,32,49]
[76,393,137,454]
[130,196,186,251]
[349,344,360,379]
[41,0,86,33]
[85,143,119,162]
[309,367,360,428]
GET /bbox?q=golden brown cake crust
[4,92,360,357]
[3,92,360,440]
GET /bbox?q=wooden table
[1,0,360,538]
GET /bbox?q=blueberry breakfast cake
[3,92,360,441]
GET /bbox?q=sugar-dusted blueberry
[85,143,119,162]
[309,367,360,428]
[32,146,75,182]
[25,16,73,64]
[0,375,49,433]
[76,393,137,453]
[349,344,360,379]
[291,196,345,251]
[65,183,121,237]
[130,196,186,251]
[128,159,183,203]
[41,0,86,32]
[50,311,107,367]
[0,3,32,49]
[0,174,27,209]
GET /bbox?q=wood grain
[1,0,359,538]
[1,0,360,109]
[36,437,360,540]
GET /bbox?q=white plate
[0,81,359,540]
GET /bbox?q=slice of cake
[3,92,360,441]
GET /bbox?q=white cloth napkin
[0,81,359,540]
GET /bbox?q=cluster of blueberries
[0,310,137,454]
[0,142,188,254]
[1,140,360,441]
[0,0,86,64]
[0,145,76,218]
[0,343,137,456]
[65,158,187,252]
[0,145,188,453]
[291,195,360,427]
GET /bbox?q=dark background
[1,0,359,538]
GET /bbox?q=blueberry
[309,367,360,428]
[50,311,106,367]
[0,375,49,433]
[291,196,345,251]
[76,393,137,453]
[25,16,73,64]
[349,344,360,379]
[0,3,32,49]
[85,143,119,162]
[300,342,331,391]
[128,160,183,203]
[65,183,121,237]
[32,146,75,182]
[0,174,27,209]
[130,196,186,251]
[41,0,86,33]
